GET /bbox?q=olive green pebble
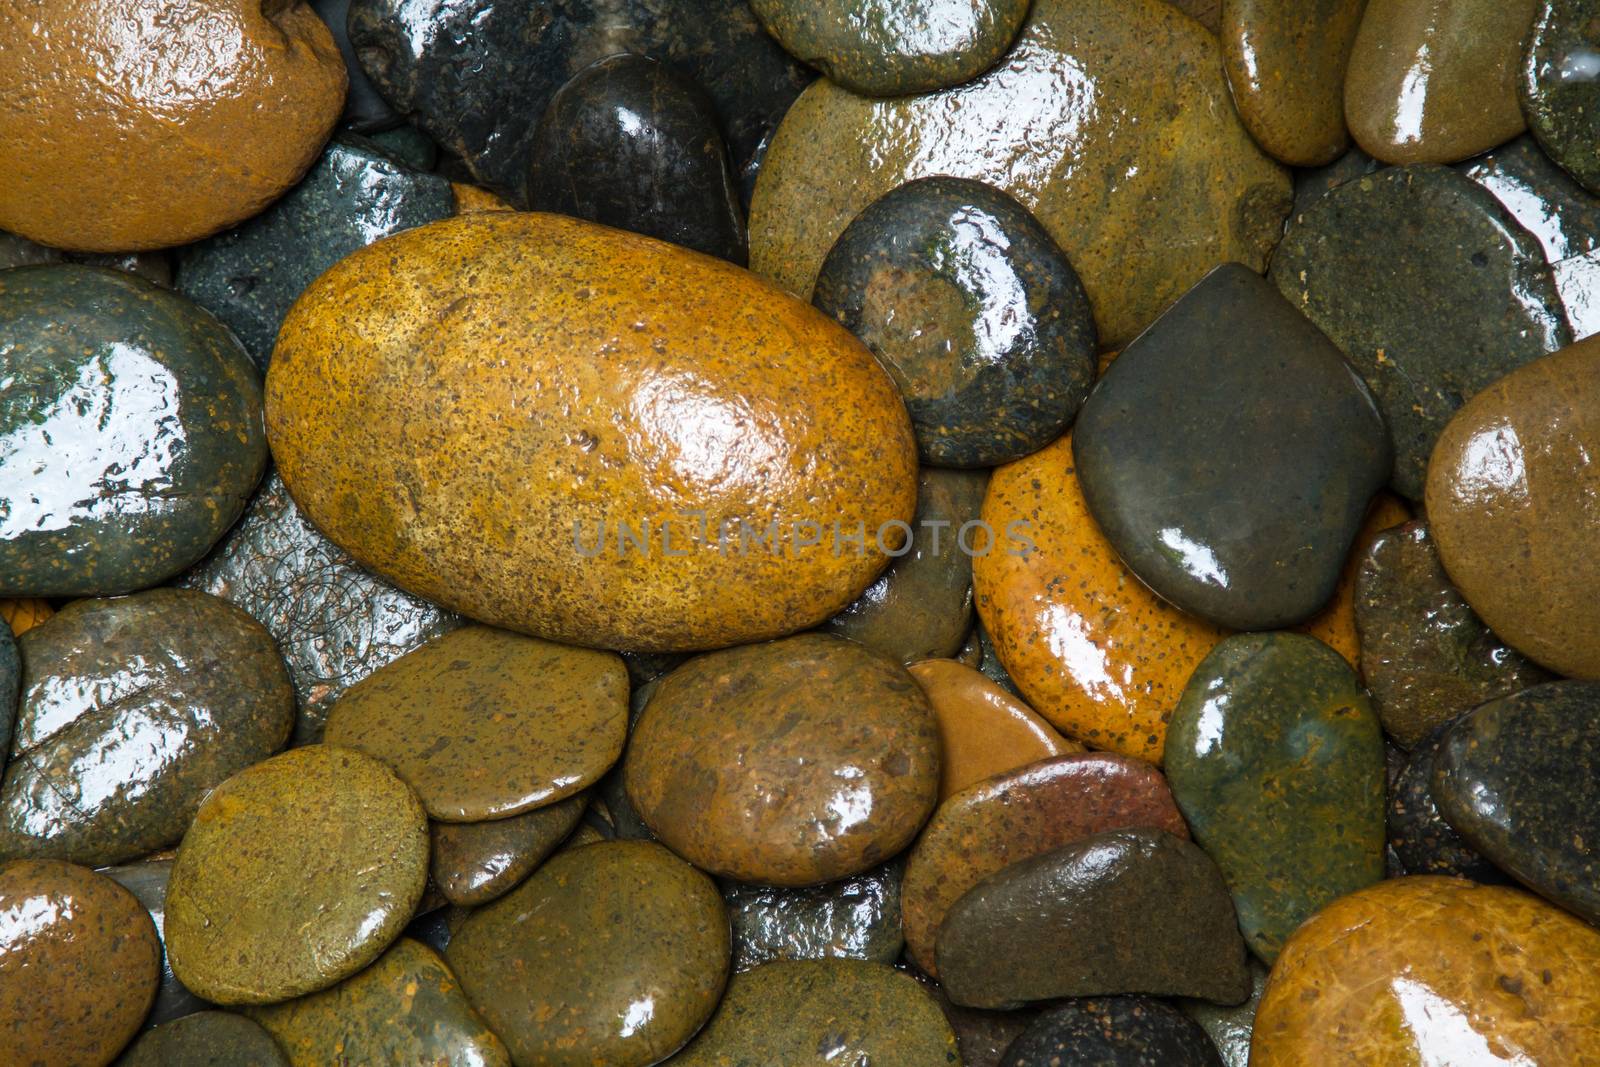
[430,792,589,906]
[116,1011,289,1067]
[670,959,960,1065]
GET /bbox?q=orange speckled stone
[323,626,627,822]
[0,860,161,1067]
[901,752,1189,975]
[974,433,1226,762]
[0,598,52,637]
[266,212,917,653]
[0,0,345,251]
[907,658,1081,800]
[624,633,941,886]
[1298,493,1412,667]
[451,183,514,213]
[1252,877,1600,1065]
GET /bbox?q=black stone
[529,54,746,263]
[1522,0,1600,197]
[0,265,266,598]
[347,0,812,207]
[723,861,903,972]
[368,123,439,172]
[1269,164,1570,498]
[310,0,401,131]
[1073,263,1390,630]
[175,134,454,372]
[1001,997,1223,1067]
[814,176,1097,468]
[1433,681,1600,923]
[99,860,212,1029]
[177,470,461,744]
[1387,720,1508,883]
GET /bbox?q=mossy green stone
[1166,633,1386,964]
[1523,0,1600,196]
[0,265,266,597]
[117,1012,289,1067]
[248,939,509,1066]
[751,0,1029,97]
[670,959,960,1066]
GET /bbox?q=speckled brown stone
[1426,337,1600,678]
[430,792,587,906]
[0,860,160,1067]
[164,745,430,1006]
[324,626,626,821]
[936,829,1252,1008]
[671,959,960,1066]
[0,590,293,866]
[248,938,508,1066]
[446,841,729,1067]
[1345,0,1536,164]
[749,0,1290,350]
[117,1012,289,1067]
[265,212,916,653]
[0,0,345,251]
[901,752,1189,975]
[1251,878,1600,1064]
[625,633,940,886]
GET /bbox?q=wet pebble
[723,861,903,972]
[430,792,588,907]
[1000,996,1223,1067]
[117,1011,288,1067]
[100,859,215,1029]
[1522,0,1600,195]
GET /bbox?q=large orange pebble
[1252,877,1600,1064]
[0,0,346,251]
[266,212,917,652]
[974,434,1226,762]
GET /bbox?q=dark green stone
[1460,134,1600,340]
[1433,681,1600,924]
[0,265,266,598]
[177,470,461,744]
[1000,997,1223,1067]
[0,623,15,775]
[1290,146,1378,217]
[723,860,903,972]
[671,959,961,1066]
[175,134,454,371]
[1523,0,1600,196]
[750,0,1029,96]
[529,55,747,264]
[430,792,588,906]
[1387,720,1508,882]
[1165,632,1385,964]
[814,177,1096,468]
[367,123,439,172]
[100,860,211,1029]
[1073,263,1389,630]
[0,590,294,866]
[1179,961,1268,1067]
[1355,520,1551,748]
[116,1011,287,1067]
[822,467,987,663]
[1269,164,1570,499]
[347,0,812,206]
[935,829,1253,1010]
[0,230,172,286]
[309,0,401,131]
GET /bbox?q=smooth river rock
[265,211,916,653]
[902,752,1189,975]
[165,745,430,1005]
[1426,337,1600,678]
[625,633,940,885]
[748,0,1291,350]
[431,793,588,907]
[447,841,728,1067]
[670,959,960,1066]
[936,828,1252,1009]
[0,590,293,866]
[0,860,160,1067]
[178,469,462,744]
[1433,682,1600,922]
[325,626,626,822]
[723,861,904,972]
[1251,877,1600,1064]
[0,0,345,251]
[1270,164,1569,499]
[1524,0,1600,196]
[1166,633,1386,964]
[100,860,211,1029]
[1002,997,1224,1067]
[812,176,1097,467]
[0,266,267,597]
[1355,520,1551,747]
[1073,263,1390,630]
[117,1012,289,1067]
